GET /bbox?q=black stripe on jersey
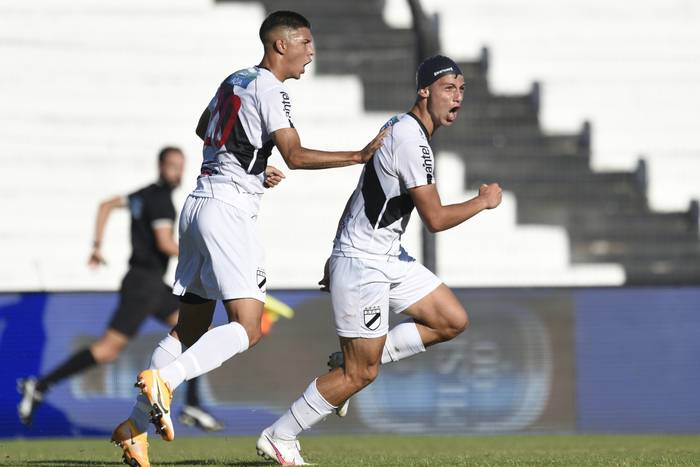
[226,118,270,175]
[361,157,415,229]
[379,193,414,228]
[361,158,386,227]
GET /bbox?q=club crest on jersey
[256,268,267,293]
[363,305,382,331]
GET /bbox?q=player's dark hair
[158,146,183,164]
[259,10,311,43]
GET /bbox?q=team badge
[363,305,382,331]
[256,268,267,293]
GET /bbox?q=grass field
[1,434,700,466]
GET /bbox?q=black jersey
[127,182,175,274]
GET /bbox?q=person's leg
[330,284,468,365]
[386,283,469,360]
[37,328,128,392]
[156,297,262,390]
[257,336,384,464]
[157,300,226,431]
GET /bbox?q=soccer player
[255,55,503,465]
[114,10,386,466]
[17,147,226,432]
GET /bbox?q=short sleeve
[147,190,176,229]
[259,86,294,134]
[396,140,435,189]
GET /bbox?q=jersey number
[209,87,241,149]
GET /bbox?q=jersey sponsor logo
[256,268,267,293]
[420,145,434,184]
[363,305,382,331]
[280,91,291,119]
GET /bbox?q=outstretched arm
[410,183,502,233]
[271,127,388,170]
[88,196,127,268]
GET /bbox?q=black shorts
[108,267,180,338]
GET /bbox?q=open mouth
[447,106,461,122]
[301,59,312,74]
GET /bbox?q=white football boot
[256,428,310,465]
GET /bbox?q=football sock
[130,334,183,433]
[129,395,154,434]
[149,334,183,369]
[159,322,249,390]
[270,379,336,440]
[36,348,97,392]
[381,319,426,364]
[185,379,200,407]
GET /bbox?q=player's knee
[346,364,380,391]
[440,309,469,341]
[246,326,263,348]
[92,344,122,364]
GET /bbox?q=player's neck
[408,104,436,139]
[258,56,287,82]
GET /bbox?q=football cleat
[135,369,174,441]
[178,405,225,432]
[327,352,349,417]
[256,428,310,465]
[17,377,43,426]
[111,419,150,467]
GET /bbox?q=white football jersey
[195,66,293,210]
[332,113,435,258]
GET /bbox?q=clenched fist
[479,183,502,209]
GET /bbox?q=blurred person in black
[17,146,225,433]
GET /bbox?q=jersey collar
[406,112,431,141]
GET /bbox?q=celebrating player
[256,55,503,465]
[111,10,387,467]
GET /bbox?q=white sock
[270,379,336,440]
[149,334,183,369]
[159,322,249,391]
[130,334,184,432]
[381,319,426,364]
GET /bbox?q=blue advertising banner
[0,287,698,438]
[575,287,700,433]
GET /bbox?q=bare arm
[88,196,127,268]
[196,107,210,141]
[271,127,388,170]
[153,224,178,257]
[410,183,503,233]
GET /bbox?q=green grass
[1,435,700,466]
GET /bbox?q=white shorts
[173,194,266,303]
[329,253,442,338]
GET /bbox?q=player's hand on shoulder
[263,165,285,188]
[357,127,389,163]
[88,248,106,269]
[479,183,503,209]
[318,257,331,293]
